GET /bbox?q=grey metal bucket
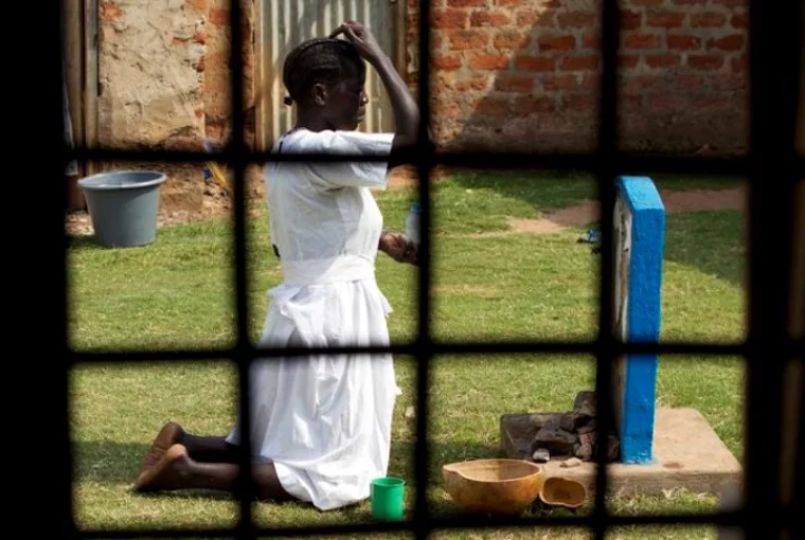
[78,170,167,247]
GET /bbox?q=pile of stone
[528,391,620,463]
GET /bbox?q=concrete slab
[500,407,742,496]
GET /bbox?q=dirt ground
[65,170,743,237]
[507,187,745,235]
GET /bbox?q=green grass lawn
[69,171,745,538]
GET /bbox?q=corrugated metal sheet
[256,0,396,146]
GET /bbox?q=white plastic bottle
[405,201,421,247]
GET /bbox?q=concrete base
[500,407,742,496]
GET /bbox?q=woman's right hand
[379,232,418,266]
[329,21,383,64]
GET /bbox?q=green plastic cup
[370,476,405,520]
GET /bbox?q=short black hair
[282,38,365,105]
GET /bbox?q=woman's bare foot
[134,444,191,492]
[137,422,185,478]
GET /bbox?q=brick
[494,31,531,50]
[619,54,641,68]
[557,11,597,28]
[432,9,469,29]
[690,12,727,28]
[495,75,535,92]
[542,74,578,91]
[515,56,556,72]
[624,33,661,49]
[675,73,703,89]
[731,13,748,28]
[731,54,747,73]
[707,34,745,51]
[448,0,486,7]
[455,78,489,92]
[518,11,555,27]
[621,10,642,30]
[453,77,491,92]
[470,10,511,27]
[693,95,730,109]
[538,34,576,51]
[583,33,600,49]
[621,75,662,93]
[580,75,600,89]
[432,54,463,70]
[560,55,600,71]
[475,96,510,115]
[512,95,556,113]
[667,34,702,50]
[688,54,726,70]
[620,95,643,112]
[647,10,686,29]
[470,54,510,70]
[563,93,595,111]
[448,30,489,50]
[649,93,687,111]
[645,53,682,68]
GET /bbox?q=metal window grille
[50,1,803,539]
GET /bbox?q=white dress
[226,128,400,510]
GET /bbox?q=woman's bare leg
[134,444,292,501]
[139,422,184,470]
[140,422,239,465]
[181,433,239,463]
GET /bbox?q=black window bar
[49,0,804,539]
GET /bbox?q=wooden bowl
[539,476,587,509]
[442,459,544,516]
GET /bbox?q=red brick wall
[203,0,256,146]
[408,0,748,154]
